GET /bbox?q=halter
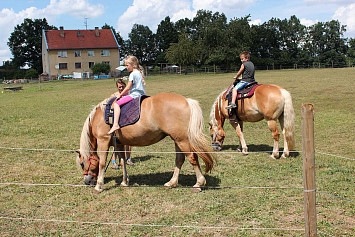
[211,129,225,147]
[83,156,98,177]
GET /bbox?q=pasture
[0,68,354,236]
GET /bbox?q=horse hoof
[192,187,202,192]
[94,188,103,194]
[281,154,288,159]
[120,182,129,187]
[269,155,279,160]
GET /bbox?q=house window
[89,62,95,68]
[75,62,81,69]
[58,51,67,57]
[88,50,94,57]
[101,50,110,56]
[59,63,68,69]
[102,61,110,65]
[74,51,81,57]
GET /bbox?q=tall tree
[7,18,57,73]
[155,16,178,63]
[165,33,199,74]
[126,24,155,64]
[308,20,347,66]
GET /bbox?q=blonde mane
[79,98,109,159]
[209,89,227,131]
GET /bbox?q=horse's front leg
[95,139,110,192]
[231,120,248,155]
[164,143,185,188]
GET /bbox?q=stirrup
[225,103,236,110]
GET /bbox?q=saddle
[104,95,149,128]
[225,82,262,120]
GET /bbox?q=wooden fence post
[301,104,317,237]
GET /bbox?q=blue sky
[1,0,354,66]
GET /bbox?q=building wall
[46,48,119,77]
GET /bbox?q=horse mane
[79,98,109,159]
[209,89,227,130]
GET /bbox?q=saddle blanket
[104,95,148,128]
[225,82,262,100]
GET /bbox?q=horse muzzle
[84,175,97,186]
[212,143,222,151]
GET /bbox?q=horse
[76,93,215,192]
[209,84,295,159]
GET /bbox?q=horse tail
[186,98,216,173]
[281,89,295,150]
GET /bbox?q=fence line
[0,216,304,231]
[1,146,354,161]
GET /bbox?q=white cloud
[117,0,192,38]
[300,18,318,27]
[193,0,255,16]
[333,3,355,38]
[249,19,262,26]
[117,0,256,39]
[0,0,104,65]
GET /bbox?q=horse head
[76,150,98,186]
[208,123,225,151]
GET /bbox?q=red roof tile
[44,29,118,50]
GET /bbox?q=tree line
[2,10,355,79]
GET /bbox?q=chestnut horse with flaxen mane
[209,84,295,159]
[76,93,215,192]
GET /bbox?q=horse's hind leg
[267,120,280,159]
[164,143,185,188]
[278,115,289,158]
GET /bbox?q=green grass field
[0,68,354,236]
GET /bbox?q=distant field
[0,68,354,236]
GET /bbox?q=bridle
[211,129,225,147]
[82,156,98,177]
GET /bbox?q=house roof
[44,29,119,50]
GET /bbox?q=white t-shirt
[128,70,146,99]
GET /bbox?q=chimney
[60,26,64,37]
[95,27,100,37]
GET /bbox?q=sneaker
[225,103,236,110]
[126,158,134,166]
[111,161,119,169]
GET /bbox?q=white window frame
[101,50,110,56]
[74,50,81,57]
[59,63,68,69]
[58,51,67,57]
[88,50,95,57]
[75,62,81,69]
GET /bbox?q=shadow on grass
[104,172,220,190]
[221,144,300,158]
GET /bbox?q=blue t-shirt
[128,70,146,99]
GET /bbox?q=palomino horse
[76,93,215,192]
[209,84,295,159]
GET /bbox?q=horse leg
[95,139,110,192]
[117,144,129,186]
[267,120,280,159]
[278,115,289,158]
[231,121,248,155]
[164,143,185,188]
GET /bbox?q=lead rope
[104,133,117,173]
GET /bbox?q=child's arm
[118,81,133,98]
[233,64,245,80]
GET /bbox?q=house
[42,26,120,79]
